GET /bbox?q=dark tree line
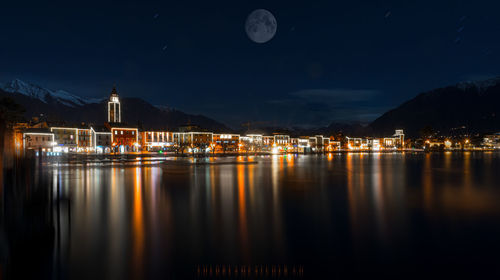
[0,97,24,156]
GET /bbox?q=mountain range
[368,77,500,137]
[0,79,230,132]
[2,77,500,137]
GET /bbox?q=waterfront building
[142,131,173,151]
[383,129,405,149]
[483,132,500,149]
[297,137,310,153]
[370,139,381,151]
[107,123,139,153]
[23,128,55,153]
[213,134,240,153]
[307,135,327,152]
[263,136,274,145]
[173,131,213,153]
[77,126,92,152]
[50,126,78,152]
[90,125,112,153]
[346,137,363,150]
[240,134,263,152]
[395,129,405,146]
[425,140,445,149]
[329,141,341,151]
[262,136,274,152]
[322,137,330,149]
[273,134,290,145]
[382,137,397,149]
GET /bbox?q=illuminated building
[107,123,139,153]
[246,134,263,144]
[308,135,327,152]
[77,126,92,152]
[213,134,240,153]
[108,86,121,123]
[240,134,263,152]
[329,141,341,151]
[51,126,78,152]
[142,131,173,151]
[322,137,330,147]
[325,136,341,152]
[273,134,290,145]
[382,130,405,149]
[23,128,55,153]
[262,136,274,151]
[289,138,300,153]
[370,139,381,151]
[395,129,405,146]
[346,137,363,150]
[91,125,112,153]
[172,132,213,153]
[483,132,500,149]
[444,139,452,149]
[425,140,445,149]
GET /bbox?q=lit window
[114,131,117,135]
[121,131,123,135]
[132,131,135,135]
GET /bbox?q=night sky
[1,0,500,128]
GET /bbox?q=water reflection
[132,167,144,278]
[1,153,500,278]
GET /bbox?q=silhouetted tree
[0,97,24,156]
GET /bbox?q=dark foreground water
[1,152,500,279]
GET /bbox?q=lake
[1,152,500,279]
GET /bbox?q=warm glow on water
[2,153,500,278]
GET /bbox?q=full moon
[245,9,277,43]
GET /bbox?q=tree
[0,97,24,126]
[0,97,24,152]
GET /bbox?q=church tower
[108,86,121,123]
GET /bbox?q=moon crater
[245,9,277,43]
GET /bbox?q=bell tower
[108,86,121,123]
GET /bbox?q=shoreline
[25,148,499,160]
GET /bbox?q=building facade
[109,126,139,152]
[77,127,92,152]
[213,134,240,153]
[51,127,78,152]
[91,126,112,153]
[23,129,55,152]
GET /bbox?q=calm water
[2,152,500,279]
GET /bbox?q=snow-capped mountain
[0,79,103,107]
[457,77,500,93]
[0,78,230,131]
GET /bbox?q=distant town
[12,87,500,156]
